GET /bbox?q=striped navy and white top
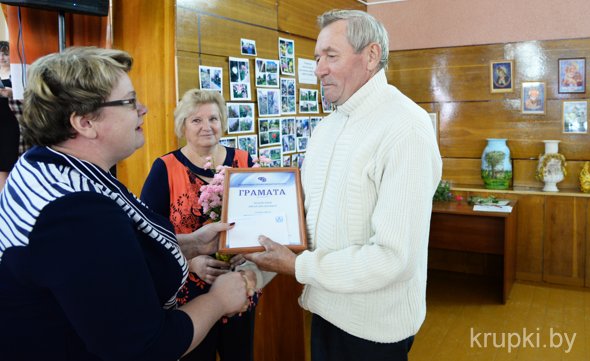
[0,146,194,361]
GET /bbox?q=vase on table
[481,138,512,190]
[536,140,566,192]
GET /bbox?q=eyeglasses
[98,98,137,110]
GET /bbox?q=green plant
[433,180,453,202]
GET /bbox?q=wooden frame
[490,60,514,93]
[219,167,307,253]
[521,81,546,115]
[562,100,588,134]
[558,58,585,94]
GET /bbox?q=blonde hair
[23,47,132,146]
[174,89,227,138]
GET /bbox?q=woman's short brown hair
[22,47,133,146]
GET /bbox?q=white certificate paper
[297,58,317,85]
[220,168,306,252]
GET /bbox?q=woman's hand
[229,254,247,270]
[177,222,235,259]
[209,272,250,315]
[0,87,12,98]
[190,255,230,284]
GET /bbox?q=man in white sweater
[245,9,442,361]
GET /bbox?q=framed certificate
[219,167,307,253]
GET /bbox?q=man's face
[314,20,373,106]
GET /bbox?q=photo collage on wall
[196,36,329,166]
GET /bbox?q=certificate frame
[219,167,307,253]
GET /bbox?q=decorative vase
[481,138,512,190]
[579,161,590,193]
[536,140,566,192]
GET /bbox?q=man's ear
[70,112,98,139]
[366,42,382,72]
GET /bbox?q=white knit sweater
[296,69,442,343]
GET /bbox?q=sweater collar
[335,69,388,117]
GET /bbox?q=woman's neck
[182,143,223,169]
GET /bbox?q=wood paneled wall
[112,0,177,195]
[386,39,590,190]
[387,39,590,288]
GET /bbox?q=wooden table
[429,201,518,303]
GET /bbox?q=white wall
[369,0,590,51]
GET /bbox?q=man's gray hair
[318,9,389,70]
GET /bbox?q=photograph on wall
[281,117,297,154]
[219,136,237,148]
[299,88,319,114]
[297,137,309,152]
[558,58,585,94]
[257,88,281,117]
[521,81,546,115]
[278,37,295,76]
[296,117,310,138]
[258,118,281,147]
[562,100,588,134]
[259,146,282,167]
[255,58,279,88]
[227,102,255,134]
[490,60,513,93]
[280,77,297,115]
[229,57,251,100]
[291,153,305,168]
[199,65,223,93]
[237,135,258,158]
[320,84,335,113]
[297,58,317,85]
[309,117,322,136]
[240,38,257,56]
[282,155,292,167]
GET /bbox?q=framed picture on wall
[558,58,585,94]
[428,112,438,144]
[562,100,588,134]
[490,60,514,93]
[521,81,546,114]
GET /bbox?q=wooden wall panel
[112,0,177,195]
[515,195,545,281]
[278,0,364,40]
[436,100,590,160]
[199,15,278,58]
[177,0,278,29]
[543,197,586,286]
[176,7,199,53]
[441,158,482,187]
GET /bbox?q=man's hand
[244,235,297,275]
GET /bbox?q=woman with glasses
[0,47,253,361]
[141,89,275,361]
